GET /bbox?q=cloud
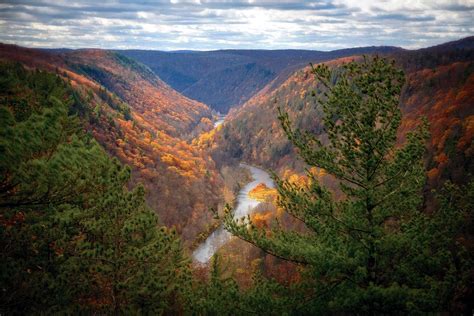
[0,0,472,50]
[372,13,436,22]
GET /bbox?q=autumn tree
[0,63,190,314]
[225,56,468,313]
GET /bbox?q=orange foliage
[248,183,277,202]
[0,43,224,246]
[251,211,273,228]
[400,61,474,188]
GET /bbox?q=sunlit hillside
[211,38,474,195]
[1,2,473,310]
[0,44,224,243]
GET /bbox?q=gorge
[1,35,473,313]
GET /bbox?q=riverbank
[192,163,275,264]
[189,164,251,252]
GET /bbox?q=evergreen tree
[0,63,190,314]
[191,255,297,315]
[0,63,113,312]
[191,255,242,315]
[61,163,191,314]
[225,56,468,313]
[423,180,473,313]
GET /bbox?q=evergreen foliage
[192,255,294,315]
[191,255,242,315]
[225,56,471,313]
[0,63,190,314]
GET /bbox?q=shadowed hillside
[119,47,401,113]
[62,49,212,137]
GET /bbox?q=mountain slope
[0,44,222,244]
[210,37,474,193]
[119,47,401,113]
[62,49,211,137]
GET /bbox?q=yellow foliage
[193,128,217,148]
[299,89,306,99]
[308,167,326,179]
[248,183,277,202]
[161,153,176,165]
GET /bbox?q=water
[192,163,275,264]
[213,113,226,128]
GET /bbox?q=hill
[119,47,401,113]
[209,37,474,194]
[62,49,211,136]
[0,44,223,244]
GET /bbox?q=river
[213,113,226,128]
[193,163,275,264]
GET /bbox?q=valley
[119,47,401,113]
[2,37,472,258]
[1,36,473,313]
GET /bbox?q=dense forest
[211,38,474,193]
[0,44,225,245]
[1,37,473,314]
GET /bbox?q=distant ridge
[117,46,402,113]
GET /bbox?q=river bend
[193,163,275,263]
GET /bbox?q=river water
[213,115,226,128]
[192,163,275,264]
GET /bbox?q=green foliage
[240,261,297,315]
[191,255,242,315]
[97,86,132,121]
[225,56,471,313]
[190,255,294,315]
[59,164,191,314]
[112,52,156,82]
[0,63,190,314]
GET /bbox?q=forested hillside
[0,44,223,243]
[120,47,401,113]
[211,37,474,193]
[223,57,473,313]
[0,63,191,313]
[63,49,211,136]
[1,37,473,314]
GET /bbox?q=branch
[228,229,310,265]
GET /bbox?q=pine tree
[61,163,191,314]
[190,255,242,315]
[0,64,114,312]
[0,63,191,314]
[225,56,465,313]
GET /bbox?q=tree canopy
[225,56,472,313]
[0,63,190,314]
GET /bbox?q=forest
[1,37,473,314]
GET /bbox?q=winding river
[193,163,275,264]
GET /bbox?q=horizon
[1,1,473,314]
[5,36,472,53]
[1,0,473,51]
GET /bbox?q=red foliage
[0,44,224,246]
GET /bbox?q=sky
[0,0,473,51]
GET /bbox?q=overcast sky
[0,0,473,51]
